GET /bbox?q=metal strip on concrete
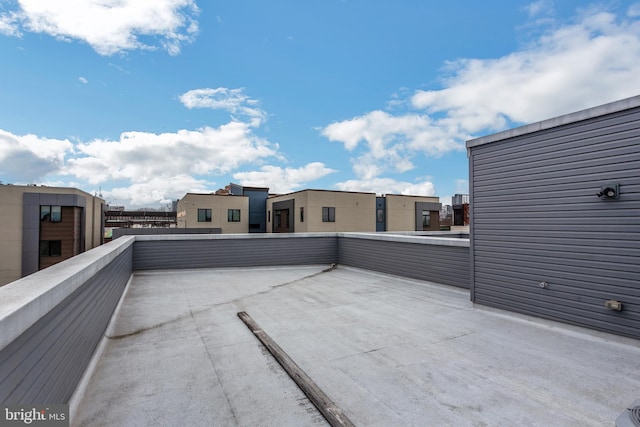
[238,311,355,427]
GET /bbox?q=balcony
[1,233,638,426]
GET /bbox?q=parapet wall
[0,236,134,404]
[0,232,470,405]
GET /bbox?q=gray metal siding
[0,246,132,404]
[470,106,640,338]
[338,238,469,288]
[133,237,338,270]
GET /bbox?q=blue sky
[1,0,640,209]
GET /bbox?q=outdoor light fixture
[604,300,623,311]
[597,183,619,200]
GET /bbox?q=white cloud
[66,122,278,184]
[0,120,280,207]
[322,110,466,179]
[2,0,199,55]
[0,11,21,36]
[104,174,210,207]
[179,88,267,126]
[629,3,640,18]
[78,76,88,84]
[0,130,72,182]
[334,177,436,197]
[412,9,640,131]
[233,162,336,194]
[322,5,640,183]
[524,0,554,19]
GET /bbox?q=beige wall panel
[177,194,249,233]
[0,187,22,284]
[385,194,439,232]
[305,191,375,232]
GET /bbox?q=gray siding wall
[338,237,469,288]
[469,106,640,339]
[133,236,337,270]
[0,246,132,404]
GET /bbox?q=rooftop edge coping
[0,232,469,351]
[466,94,640,149]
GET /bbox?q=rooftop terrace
[1,233,638,426]
[72,265,640,426]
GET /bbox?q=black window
[227,209,241,222]
[198,208,212,222]
[422,210,431,228]
[40,240,62,257]
[40,205,62,222]
[300,207,304,222]
[322,207,335,222]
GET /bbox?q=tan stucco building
[0,184,104,286]
[267,190,376,233]
[267,190,441,233]
[384,194,441,232]
[176,193,249,233]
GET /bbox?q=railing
[0,233,470,406]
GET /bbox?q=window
[40,240,62,257]
[322,207,335,222]
[300,207,304,223]
[40,205,62,222]
[377,209,384,223]
[197,208,212,222]
[422,210,431,228]
[227,209,241,222]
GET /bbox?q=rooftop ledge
[0,236,135,351]
[132,231,470,247]
[0,232,468,352]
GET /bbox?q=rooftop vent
[616,399,640,427]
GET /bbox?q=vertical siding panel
[0,246,133,404]
[469,102,640,339]
[338,237,469,288]
[133,236,338,270]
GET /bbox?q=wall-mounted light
[604,299,623,311]
[597,183,619,200]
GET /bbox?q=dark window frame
[40,240,62,257]
[40,205,62,222]
[422,210,431,228]
[227,209,241,222]
[197,208,212,222]
[322,207,335,222]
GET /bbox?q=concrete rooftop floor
[72,265,640,427]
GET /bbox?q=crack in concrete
[105,264,338,340]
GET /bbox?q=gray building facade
[466,95,640,339]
